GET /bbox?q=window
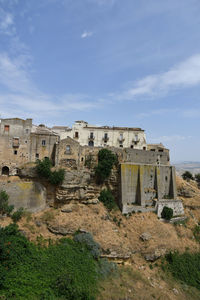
[75,131,79,138]
[4,125,9,132]
[14,150,17,155]
[119,133,123,141]
[143,147,146,150]
[104,133,108,139]
[119,144,123,148]
[25,129,29,134]
[66,145,71,153]
[36,153,39,158]
[131,145,134,149]
[90,132,94,139]
[42,140,46,146]
[13,138,19,147]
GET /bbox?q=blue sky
[0,0,200,162]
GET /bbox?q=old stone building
[0,117,184,218]
[53,120,147,149]
[0,118,59,175]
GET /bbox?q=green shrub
[195,173,200,184]
[73,232,101,259]
[36,157,52,178]
[98,189,117,211]
[11,208,24,223]
[0,224,99,299]
[0,190,14,216]
[36,158,65,185]
[165,251,200,290]
[161,206,173,220]
[182,171,194,181]
[95,149,117,184]
[49,169,65,185]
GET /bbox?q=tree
[182,171,193,181]
[95,149,117,184]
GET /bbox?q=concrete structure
[119,163,183,216]
[54,120,147,149]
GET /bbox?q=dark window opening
[36,153,39,158]
[158,149,164,152]
[88,141,94,147]
[2,166,9,176]
[143,147,146,150]
[14,150,17,155]
[42,140,46,146]
[81,157,84,162]
[75,131,79,138]
[150,149,155,152]
[130,145,134,149]
[119,145,123,148]
[90,132,94,138]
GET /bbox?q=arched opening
[2,166,9,176]
[88,141,94,147]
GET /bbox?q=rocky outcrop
[55,167,119,206]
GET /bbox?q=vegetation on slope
[95,149,117,184]
[36,157,65,185]
[165,251,200,291]
[0,224,116,300]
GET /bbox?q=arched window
[2,166,9,176]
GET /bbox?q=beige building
[54,120,147,149]
[0,118,59,175]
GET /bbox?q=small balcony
[118,137,125,142]
[88,135,95,141]
[132,138,140,144]
[102,136,109,142]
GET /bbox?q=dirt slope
[1,175,200,299]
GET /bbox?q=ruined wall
[0,177,46,212]
[157,200,184,218]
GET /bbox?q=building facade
[55,120,147,149]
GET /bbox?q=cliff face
[55,166,119,206]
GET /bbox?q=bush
[36,158,65,185]
[194,173,200,184]
[161,206,173,220]
[165,251,200,290]
[11,208,24,223]
[0,224,99,299]
[0,190,14,216]
[74,232,101,259]
[49,169,65,185]
[36,157,52,178]
[95,149,117,184]
[98,189,117,211]
[182,171,193,181]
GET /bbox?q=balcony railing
[132,138,140,144]
[88,135,95,140]
[118,137,125,142]
[102,136,109,142]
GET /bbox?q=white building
[52,120,147,149]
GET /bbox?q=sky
[0,0,200,162]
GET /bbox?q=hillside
[0,176,200,299]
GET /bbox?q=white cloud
[0,52,100,123]
[114,54,200,101]
[0,9,15,35]
[81,31,93,39]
